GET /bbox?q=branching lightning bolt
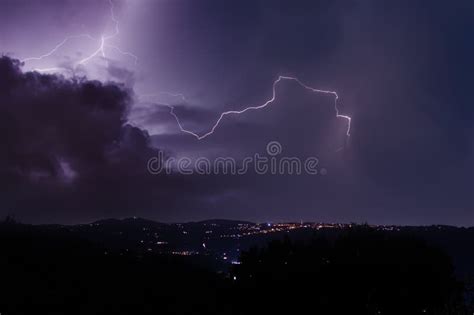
[20,1,352,144]
[21,34,95,63]
[140,76,351,141]
[21,0,138,71]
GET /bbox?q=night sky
[0,0,472,225]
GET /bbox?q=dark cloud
[0,57,131,180]
[0,57,236,223]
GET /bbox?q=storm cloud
[0,57,235,223]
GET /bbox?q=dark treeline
[232,227,467,314]
[0,220,469,315]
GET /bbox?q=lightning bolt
[140,76,351,141]
[21,0,138,72]
[19,1,352,144]
[21,34,95,63]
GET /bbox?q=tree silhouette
[233,226,466,314]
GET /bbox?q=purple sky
[0,0,473,225]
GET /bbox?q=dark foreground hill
[0,219,472,314]
[35,218,474,278]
